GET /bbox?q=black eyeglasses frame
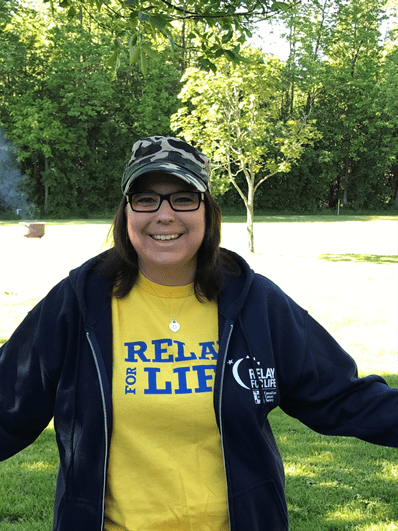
[127,191,205,213]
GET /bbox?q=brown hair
[98,191,240,301]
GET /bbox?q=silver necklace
[142,277,193,333]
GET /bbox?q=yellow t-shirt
[104,273,229,531]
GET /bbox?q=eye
[139,196,157,204]
[132,193,158,205]
[172,193,196,205]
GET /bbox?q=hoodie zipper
[86,331,108,531]
[219,322,234,531]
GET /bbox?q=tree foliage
[1,0,398,226]
[171,46,318,251]
[276,0,394,210]
[44,0,294,72]
[0,0,182,217]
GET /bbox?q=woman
[0,136,397,531]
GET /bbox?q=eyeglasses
[127,191,204,212]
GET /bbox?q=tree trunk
[44,156,49,214]
[342,156,350,205]
[180,19,186,73]
[392,166,398,207]
[246,182,255,253]
[343,187,348,205]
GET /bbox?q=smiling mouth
[150,234,182,241]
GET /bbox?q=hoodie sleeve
[0,278,78,460]
[272,291,398,447]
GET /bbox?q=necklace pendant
[169,319,180,333]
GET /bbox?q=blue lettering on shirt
[193,365,216,392]
[198,342,218,360]
[174,340,197,362]
[124,342,150,362]
[152,339,173,362]
[144,367,172,394]
[173,366,192,394]
[123,340,218,395]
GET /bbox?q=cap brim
[123,162,207,194]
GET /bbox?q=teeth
[152,234,180,241]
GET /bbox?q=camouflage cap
[121,136,210,194]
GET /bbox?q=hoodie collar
[67,249,254,328]
[218,250,254,323]
[67,251,111,329]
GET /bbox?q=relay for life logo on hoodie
[228,355,278,405]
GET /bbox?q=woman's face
[126,174,206,286]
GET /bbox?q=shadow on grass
[270,373,398,530]
[0,219,113,226]
[319,253,398,265]
[222,214,398,224]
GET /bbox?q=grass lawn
[0,215,397,530]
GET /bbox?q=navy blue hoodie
[0,251,397,531]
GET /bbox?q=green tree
[377,34,398,207]
[0,0,183,216]
[3,13,117,215]
[325,0,386,206]
[278,0,390,209]
[45,0,295,72]
[171,47,318,252]
[131,53,182,138]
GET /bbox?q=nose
[155,197,175,222]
